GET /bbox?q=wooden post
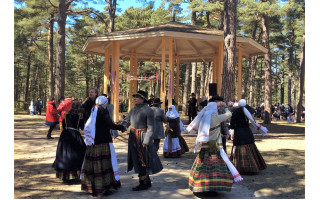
[160,37,166,111]
[237,49,243,101]
[217,41,224,95]
[128,49,134,111]
[104,48,110,95]
[212,54,218,84]
[134,53,138,94]
[114,41,120,122]
[175,55,180,111]
[111,41,120,122]
[168,37,174,107]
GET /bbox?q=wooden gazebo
[82,22,267,122]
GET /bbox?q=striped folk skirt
[189,148,233,193]
[81,143,120,196]
[232,143,267,173]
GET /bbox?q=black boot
[145,176,152,188]
[132,179,149,191]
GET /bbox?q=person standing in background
[151,98,167,152]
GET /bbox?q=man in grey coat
[151,98,167,152]
[122,90,163,191]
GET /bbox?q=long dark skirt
[52,128,86,181]
[81,143,120,196]
[189,148,233,193]
[232,143,267,173]
[127,130,163,175]
[178,135,189,154]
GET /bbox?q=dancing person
[45,98,59,139]
[81,96,125,197]
[52,101,86,183]
[210,95,230,152]
[230,99,267,174]
[187,93,198,124]
[187,102,243,195]
[121,90,163,191]
[57,96,73,132]
[151,98,167,152]
[163,105,189,157]
[82,88,98,126]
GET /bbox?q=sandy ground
[14,114,305,199]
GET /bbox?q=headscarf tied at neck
[186,102,218,153]
[239,99,268,136]
[166,105,180,119]
[84,96,108,146]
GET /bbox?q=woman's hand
[143,144,148,148]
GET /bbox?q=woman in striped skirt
[230,99,267,174]
[81,96,125,197]
[187,102,243,194]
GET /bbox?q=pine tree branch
[47,0,58,9]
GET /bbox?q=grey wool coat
[122,103,163,175]
[151,106,167,139]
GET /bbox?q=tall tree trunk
[206,11,211,28]
[25,53,31,102]
[221,0,237,102]
[249,57,257,106]
[204,62,212,98]
[280,69,285,104]
[107,0,117,32]
[200,62,206,98]
[48,13,55,99]
[262,12,272,124]
[296,37,304,123]
[182,63,191,115]
[191,62,197,95]
[287,72,292,105]
[55,0,67,101]
[242,57,251,99]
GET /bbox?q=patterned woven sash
[130,126,147,167]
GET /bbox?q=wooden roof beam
[187,40,201,55]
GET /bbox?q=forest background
[13,0,306,123]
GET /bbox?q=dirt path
[14,114,305,199]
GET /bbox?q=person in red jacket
[57,96,73,132]
[45,98,59,139]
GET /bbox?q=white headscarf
[84,96,108,146]
[186,102,218,153]
[166,105,180,119]
[239,99,268,136]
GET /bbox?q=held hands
[142,144,148,148]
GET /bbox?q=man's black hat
[153,98,162,105]
[133,90,148,100]
[210,95,224,102]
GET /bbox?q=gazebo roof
[83,22,267,62]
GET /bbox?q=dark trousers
[47,125,55,138]
[153,139,160,152]
[188,114,196,123]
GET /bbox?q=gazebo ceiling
[82,22,267,62]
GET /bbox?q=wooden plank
[128,50,134,111]
[160,37,166,111]
[114,41,120,122]
[168,37,173,107]
[237,49,243,101]
[104,48,110,94]
[175,55,180,111]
